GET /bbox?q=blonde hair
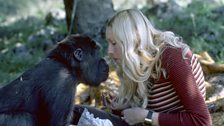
[107,9,189,108]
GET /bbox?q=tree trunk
[63,0,115,55]
[63,0,76,33]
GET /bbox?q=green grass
[0,0,33,22]
[0,0,65,85]
[144,0,224,63]
[0,49,44,85]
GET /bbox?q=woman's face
[106,27,122,65]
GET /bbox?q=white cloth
[77,108,113,126]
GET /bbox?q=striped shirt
[147,47,212,126]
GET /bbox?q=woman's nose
[107,43,114,55]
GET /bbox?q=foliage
[0,0,66,85]
[143,0,224,63]
[0,0,34,22]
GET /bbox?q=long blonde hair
[107,9,189,108]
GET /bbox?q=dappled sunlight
[0,0,64,25]
[75,70,120,107]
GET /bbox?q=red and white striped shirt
[147,47,212,126]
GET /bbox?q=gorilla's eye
[74,48,83,61]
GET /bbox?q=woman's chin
[114,59,121,65]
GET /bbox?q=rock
[12,43,32,60]
[211,112,224,126]
[42,40,54,51]
[206,74,224,99]
[28,27,65,51]
[205,81,215,100]
[207,96,224,112]
[51,32,66,43]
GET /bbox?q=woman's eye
[112,42,116,45]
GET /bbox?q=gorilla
[0,34,109,126]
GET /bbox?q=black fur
[0,34,109,126]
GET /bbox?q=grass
[0,0,66,85]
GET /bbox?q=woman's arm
[157,47,212,126]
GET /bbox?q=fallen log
[195,52,224,74]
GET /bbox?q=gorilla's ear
[73,48,83,61]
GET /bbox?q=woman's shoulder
[160,45,194,68]
[161,45,193,60]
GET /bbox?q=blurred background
[0,0,224,125]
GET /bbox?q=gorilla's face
[82,54,109,86]
[58,35,109,86]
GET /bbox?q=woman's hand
[101,92,130,116]
[101,92,115,109]
[122,107,148,125]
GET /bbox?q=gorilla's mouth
[101,72,109,81]
[99,59,109,81]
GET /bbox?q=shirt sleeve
[157,47,212,126]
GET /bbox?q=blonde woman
[72,9,212,126]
